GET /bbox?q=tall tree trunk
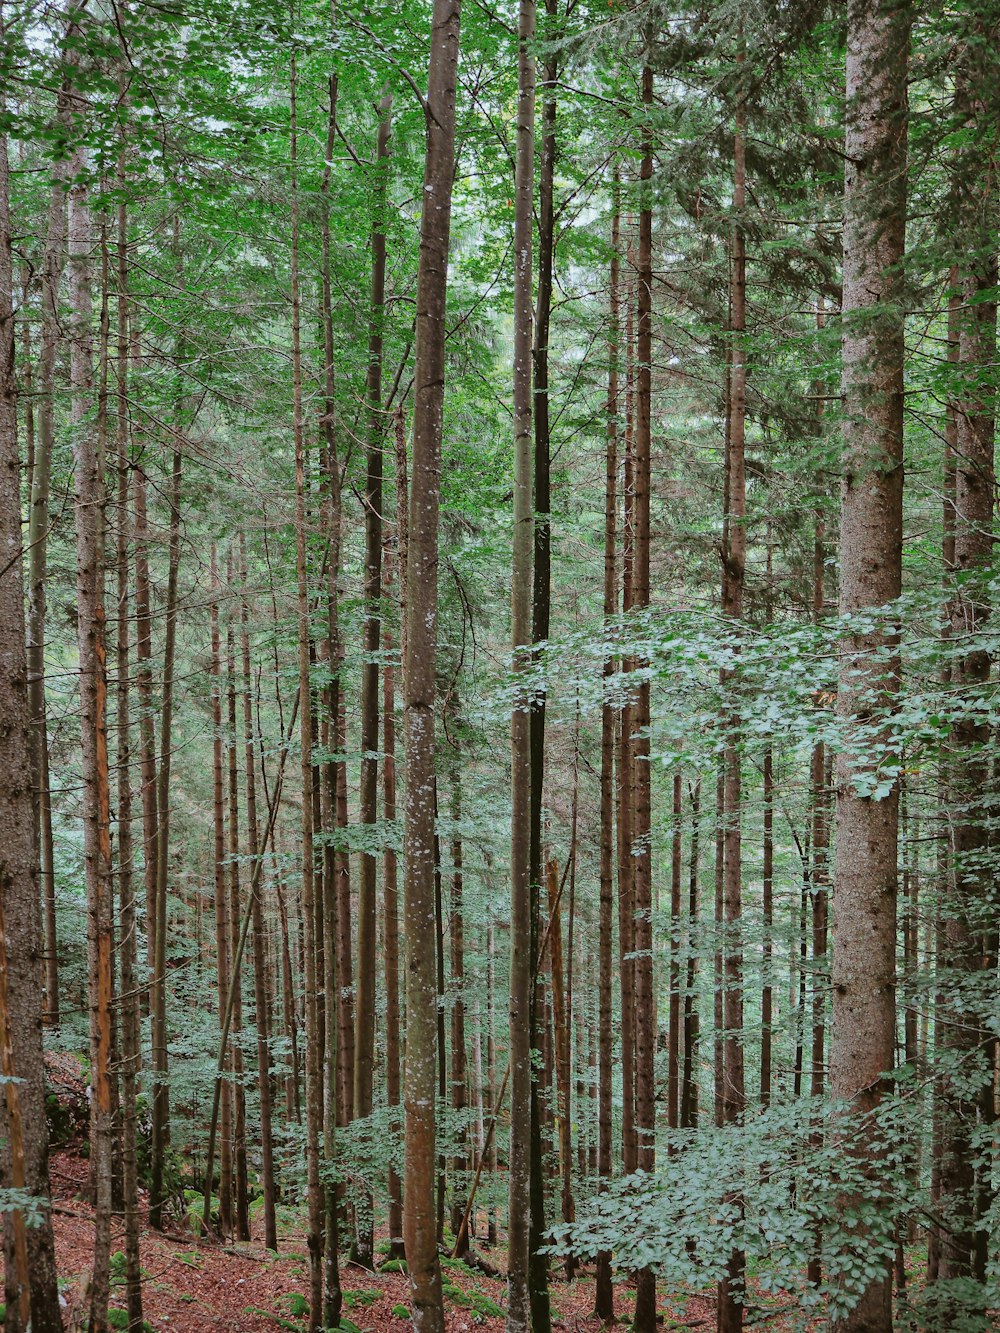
[354,95,393,1271]
[618,272,638,1175]
[210,545,234,1238]
[632,54,657,1333]
[240,538,278,1254]
[27,48,79,1027]
[935,41,998,1305]
[668,772,682,1129]
[594,177,619,1323]
[69,143,113,1333]
[226,553,250,1241]
[829,3,910,1327]
[525,5,558,1323]
[317,70,345,1316]
[681,779,701,1130]
[507,0,537,1324]
[383,540,404,1257]
[449,733,469,1254]
[402,2,461,1327]
[290,49,325,1329]
[717,58,747,1332]
[0,61,63,1332]
[113,164,144,1333]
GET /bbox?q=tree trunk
[718,59,748,1331]
[0,70,62,1333]
[210,545,234,1238]
[508,0,537,1325]
[226,552,250,1241]
[449,736,469,1254]
[354,94,393,1271]
[69,142,113,1333]
[594,178,618,1322]
[935,43,998,1304]
[829,3,910,1327]
[240,537,278,1254]
[383,540,404,1257]
[113,168,145,1333]
[27,48,79,1028]
[290,49,325,1328]
[402,3,461,1328]
[681,779,701,1130]
[319,69,343,1322]
[632,55,657,1333]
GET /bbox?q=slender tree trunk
[618,277,638,1176]
[936,46,998,1303]
[0,67,62,1332]
[290,49,325,1329]
[487,916,498,1247]
[113,165,144,1333]
[681,779,701,1130]
[717,60,748,1331]
[507,0,537,1325]
[27,56,78,1028]
[449,735,469,1254]
[928,273,960,1286]
[226,554,250,1241]
[594,179,619,1322]
[632,55,657,1333]
[354,94,393,1269]
[383,542,404,1256]
[829,4,910,1327]
[668,772,682,1129]
[239,538,278,1253]
[69,142,113,1333]
[402,4,461,1328]
[210,545,234,1238]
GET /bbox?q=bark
[354,97,393,1273]
[662,768,681,1130]
[681,779,701,1130]
[546,859,573,1271]
[617,272,638,1176]
[449,737,469,1254]
[383,541,404,1255]
[69,142,113,1333]
[718,60,748,1331]
[114,165,144,1333]
[319,79,343,1307]
[829,3,911,1327]
[226,553,250,1241]
[210,546,233,1238]
[507,0,536,1324]
[0,67,62,1333]
[594,179,619,1322]
[402,3,461,1328]
[290,50,324,1328]
[27,47,79,1027]
[632,57,657,1333]
[240,538,278,1253]
[935,44,998,1304]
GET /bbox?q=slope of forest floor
[38,1146,821,1333]
[30,1061,814,1331]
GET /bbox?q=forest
[0,0,997,1330]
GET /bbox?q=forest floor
[41,1146,818,1333]
[34,1058,812,1331]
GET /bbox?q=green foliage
[342,1289,380,1309]
[391,1304,410,1320]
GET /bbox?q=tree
[402,1,462,1328]
[0,23,62,1326]
[828,2,911,1328]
